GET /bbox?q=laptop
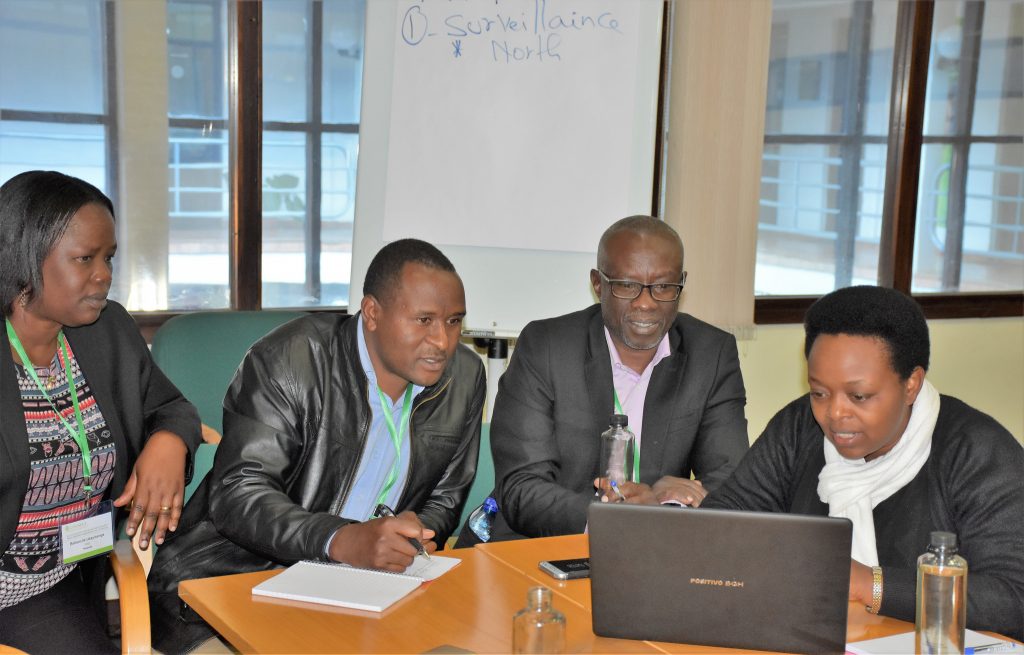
[588,503,852,654]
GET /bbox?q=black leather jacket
[148,312,485,595]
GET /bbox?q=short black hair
[363,238,457,302]
[804,285,930,378]
[597,215,683,271]
[0,170,115,316]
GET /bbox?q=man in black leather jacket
[148,239,485,653]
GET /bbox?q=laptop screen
[588,503,852,654]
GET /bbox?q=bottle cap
[929,531,957,548]
[526,586,553,609]
[483,496,499,512]
[609,414,629,427]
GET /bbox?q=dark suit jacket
[484,304,748,541]
[1,301,203,559]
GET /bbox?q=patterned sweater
[1,341,116,609]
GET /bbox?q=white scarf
[817,379,940,566]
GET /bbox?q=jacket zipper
[328,387,372,516]
[393,376,453,511]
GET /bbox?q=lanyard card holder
[60,499,115,564]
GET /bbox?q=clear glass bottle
[916,531,968,654]
[598,414,635,485]
[467,496,499,542]
[512,586,566,654]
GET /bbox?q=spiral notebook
[251,555,461,612]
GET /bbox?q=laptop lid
[588,503,852,654]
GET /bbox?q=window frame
[261,0,361,306]
[226,0,362,311]
[0,1,120,207]
[151,0,361,315]
[754,0,1024,325]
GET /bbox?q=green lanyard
[612,389,641,482]
[6,319,93,495]
[373,383,414,507]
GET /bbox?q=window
[261,0,364,308]
[756,0,1023,322]
[0,0,112,199]
[0,0,367,312]
[759,1,897,296]
[167,0,230,308]
[913,1,1023,293]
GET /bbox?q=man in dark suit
[456,215,748,545]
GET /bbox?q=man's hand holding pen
[373,504,432,561]
[327,506,437,572]
[593,478,659,505]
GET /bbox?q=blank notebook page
[251,556,461,612]
[252,561,423,612]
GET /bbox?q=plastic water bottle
[598,414,635,484]
[512,586,566,653]
[916,531,968,654]
[468,496,499,542]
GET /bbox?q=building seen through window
[0,0,109,202]
[2,1,1019,315]
[0,0,366,310]
[758,0,1023,297]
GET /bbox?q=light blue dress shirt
[338,315,424,522]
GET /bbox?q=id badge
[60,500,115,564]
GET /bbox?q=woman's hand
[113,430,188,550]
[849,559,874,605]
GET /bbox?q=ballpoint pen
[609,480,627,503]
[373,503,430,559]
[966,642,1020,655]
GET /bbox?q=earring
[18,290,29,308]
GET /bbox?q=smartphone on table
[538,557,590,580]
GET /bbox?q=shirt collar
[604,326,672,378]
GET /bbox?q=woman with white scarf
[703,286,1024,641]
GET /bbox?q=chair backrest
[458,423,494,533]
[151,311,306,435]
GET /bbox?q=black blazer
[0,301,202,554]
[488,304,749,541]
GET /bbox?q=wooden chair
[109,539,151,653]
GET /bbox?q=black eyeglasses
[596,270,687,302]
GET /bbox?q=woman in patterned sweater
[0,171,202,653]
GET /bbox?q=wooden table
[474,534,1022,653]
[179,547,656,654]
[180,535,1020,654]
